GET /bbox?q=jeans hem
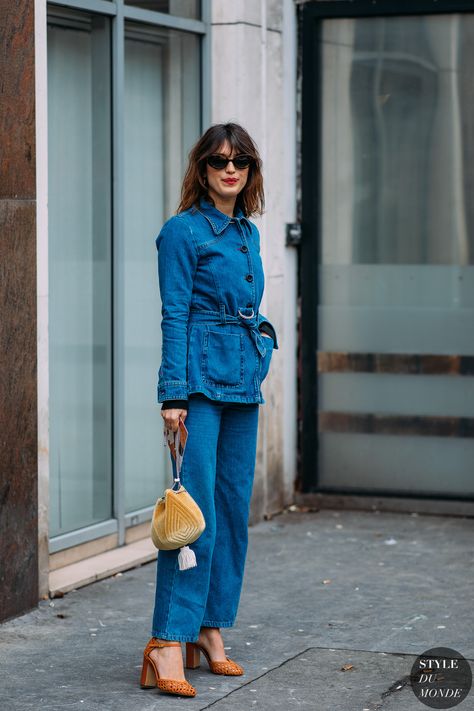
[201,619,235,628]
[151,631,200,643]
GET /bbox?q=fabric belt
[188,305,266,359]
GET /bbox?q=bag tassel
[178,545,197,571]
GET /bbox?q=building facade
[1,0,473,622]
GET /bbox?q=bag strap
[163,418,185,491]
[172,425,182,490]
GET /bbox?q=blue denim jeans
[151,393,260,642]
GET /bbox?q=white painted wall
[211,0,298,518]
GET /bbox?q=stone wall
[0,0,38,621]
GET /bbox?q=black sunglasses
[206,154,253,170]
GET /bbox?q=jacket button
[246,302,252,308]
[245,274,253,282]
[240,245,248,253]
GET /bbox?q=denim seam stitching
[172,213,199,255]
[201,329,244,389]
[196,208,227,235]
[163,556,179,637]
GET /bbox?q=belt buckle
[238,308,254,319]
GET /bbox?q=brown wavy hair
[176,122,265,217]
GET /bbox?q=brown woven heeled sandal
[185,641,244,675]
[140,638,197,697]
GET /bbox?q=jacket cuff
[161,399,188,411]
[157,381,189,402]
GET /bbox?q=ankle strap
[146,638,182,650]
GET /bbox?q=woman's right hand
[161,408,188,432]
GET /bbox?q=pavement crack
[382,675,411,699]
[198,646,315,709]
[365,673,412,710]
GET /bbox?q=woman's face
[204,140,249,203]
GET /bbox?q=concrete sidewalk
[1,508,473,710]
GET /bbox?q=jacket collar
[197,195,250,235]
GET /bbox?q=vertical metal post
[200,0,212,130]
[300,7,321,493]
[112,0,126,546]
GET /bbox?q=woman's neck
[207,191,236,217]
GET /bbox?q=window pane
[48,12,113,536]
[123,23,201,513]
[124,0,200,20]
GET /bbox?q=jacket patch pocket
[202,328,244,388]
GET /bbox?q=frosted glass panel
[123,25,201,513]
[319,306,474,354]
[319,265,474,352]
[319,434,474,496]
[317,14,474,497]
[319,373,474,418]
[48,16,112,536]
[320,266,474,308]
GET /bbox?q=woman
[140,122,278,698]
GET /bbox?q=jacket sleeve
[155,216,198,402]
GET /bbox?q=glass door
[48,11,113,537]
[301,8,474,498]
[122,23,201,516]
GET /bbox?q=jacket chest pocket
[201,328,244,388]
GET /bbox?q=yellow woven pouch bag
[151,419,205,570]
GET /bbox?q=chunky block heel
[139,638,197,697]
[185,642,201,669]
[140,657,158,688]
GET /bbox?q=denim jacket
[155,196,278,407]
